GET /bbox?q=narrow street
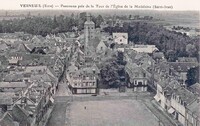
[46,45,73,126]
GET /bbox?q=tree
[100,52,127,88]
[100,59,121,88]
[95,15,104,28]
[110,43,115,49]
[186,44,197,57]
[186,67,199,86]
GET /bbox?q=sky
[0,0,199,11]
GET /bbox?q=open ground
[66,99,159,126]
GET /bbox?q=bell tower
[84,13,95,55]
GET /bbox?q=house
[185,100,200,126]
[169,62,198,85]
[9,81,54,126]
[154,78,180,111]
[30,73,57,94]
[171,87,197,125]
[0,96,13,110]
[68,67,98,94]
[112,33,128,45]
[125,62,148,91]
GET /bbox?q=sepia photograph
[0,0,199,126]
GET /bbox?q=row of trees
[0,13,104,36]
[104,22,199,61]
[100,51,127,88]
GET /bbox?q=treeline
[0,13,104,36]
[104,22,199,61]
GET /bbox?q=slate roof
[88,37,101,49]
[188,83,200,96]
[168,62,198,72]
[163,79,181,98]
[11,104,33,125]
[0,81,27,88]
[186,101,200,120]
[67,64,78,74]
[172,87,196,105]
[0,96,13,105]
[0,112,16,126]
[177,57,198,63]
[153,52,165,59]
[125,62,149,83]
[30,73,56,83]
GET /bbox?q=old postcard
[0,0,199,126]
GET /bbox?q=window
[138,82,143,86]
[135,73,139,77]
[101,47,103,50]
[134,80,137,85]
[143,73,146,77]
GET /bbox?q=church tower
[84,13,95,52]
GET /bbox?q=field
[66,99,159,126]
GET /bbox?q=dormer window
[176,96,179,101]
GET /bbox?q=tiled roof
[4,73,24,82]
